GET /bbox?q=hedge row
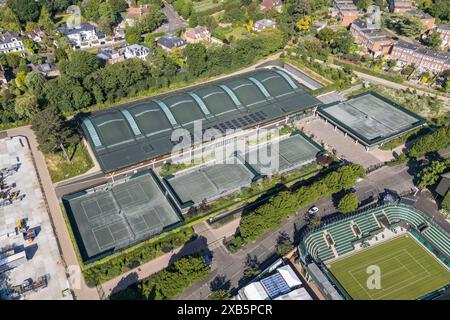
[409,126,450,157]
[82,228,195,287]
[111,255,210,300]
[333,60,404,84]
[229,164,366,250]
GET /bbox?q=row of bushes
[379,127,431,151]
[111,255,210,300]
[82,228,195,287]
[409,126,450,157]
[333,60,404,84]
[228,164,366,251]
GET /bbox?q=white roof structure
[238,264,308,300]
[275,287,313,300]
[241,282,270,300]
[277,265,302,288]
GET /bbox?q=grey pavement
[155,2,188,34]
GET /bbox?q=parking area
[0,136,71,300]
[301,117,386,168]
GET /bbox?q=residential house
[435,25,450,47]
[389,0,414,13]
[124,44,150,60]
[127,4,150,20]
[406,9,435,30]
[182,26,211,44]
[390,40,450,74]
[0,31,25,54]
[252,19,277,32]
[350,20,393,57]
[56,23,106,48]
[260,0,282,13]
[330,0,361,27]
[36,63,60,77]
[97,47,125,64]
[23,28,50,44]
[156,35,187,53]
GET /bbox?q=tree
[338,193,359,213]
[125,26,142,45]
[14,93,39,119]
[31,108,77,160]
[0,7,22,32]
[37,6,55,31]
[184,43,207,77]
[7,0,41,24]
[355,0,371,10]
[416,159,450,189]
[208,290,232,300]
[25,72,47,97]
[332,30,354,54]
[275,232,294,256]
[427,0,450,22]
[317,27,336,43]
[296,16,312,31]
[64,51,100,80]
[409,126,450,157]
[423,32,442,49]
[385,14,424,37]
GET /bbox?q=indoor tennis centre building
[78,68,322,173]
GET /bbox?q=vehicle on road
[308,206,319,215]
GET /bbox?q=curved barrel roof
[80,68,322,172]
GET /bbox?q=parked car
[308,206,319,215]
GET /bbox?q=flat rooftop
[318,92,425,146]
[164,161,256,208]
[62,170,181,263]
[241,132,322,175]
[164,132,322,208]
[79,68,322,173]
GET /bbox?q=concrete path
[6,126,100,300]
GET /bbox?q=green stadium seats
[301,204,450,262]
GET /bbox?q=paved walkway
[6,127,99,300]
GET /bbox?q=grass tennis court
[329,236,450,300]
[63,170,181,263]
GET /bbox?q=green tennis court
[63,170,181,263]
[329,236,450,300]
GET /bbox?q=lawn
[329,236,450,300]
[193,0,222,12]
[45,143,94,183]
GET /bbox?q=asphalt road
[179,164,416,299]
[155,2,188,34]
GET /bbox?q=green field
[329,236,450,300]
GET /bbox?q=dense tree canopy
[338,193,359,213]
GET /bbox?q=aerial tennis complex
[318,92,425,148]
[163,132,323,208]
[78,68,322,173]
[62,170,181,263]
[298,200,450,300]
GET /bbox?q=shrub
[83,228,195,287]
[409,126,450,157]
[228,164,365,250]
[338,193,359,213]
